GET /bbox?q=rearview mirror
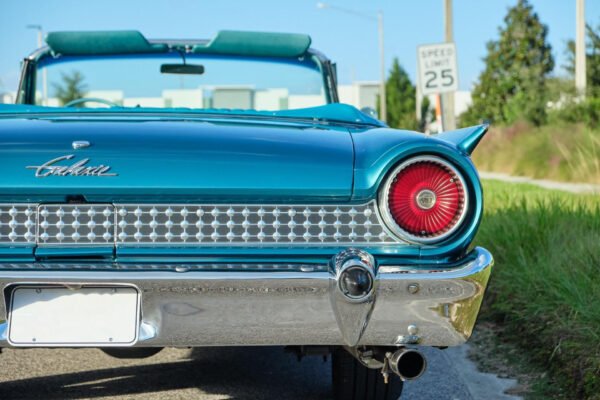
[160,64,205,75]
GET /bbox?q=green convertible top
[44,30,312,58]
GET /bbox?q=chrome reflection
[330,248,377,346]
[0,247,493,348]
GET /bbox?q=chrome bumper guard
[0,247,492,347]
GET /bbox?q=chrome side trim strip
[0,263,328,272]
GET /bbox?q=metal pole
[378,11,387,123]
[416,67,421,120]
[436,94,444,132]
[575,0,586,96]
[38,29,48,106]
[442,0,456,131]
[27,25,47,105]
[317,3,386,121]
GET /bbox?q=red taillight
[380,157,466,242]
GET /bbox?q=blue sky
[0,0,598,93]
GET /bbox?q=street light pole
[317,2,387,122]
[575,0,587,96]
[27,24,47,105]
[442,0,456,131]
[377,11,387,123]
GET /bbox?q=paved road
[0,346,479,400]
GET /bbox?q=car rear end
[0,113,492,347]
[0,29,493,399]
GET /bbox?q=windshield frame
[17,46,339,108]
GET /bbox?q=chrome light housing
[378,155,468,244]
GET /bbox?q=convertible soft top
[45,30,312,58]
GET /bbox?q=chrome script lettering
[26,155,117,177]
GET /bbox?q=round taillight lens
[379,156,467,243]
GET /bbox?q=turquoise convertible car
[0,30,492,399]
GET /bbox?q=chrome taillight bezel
[377,155,469,244]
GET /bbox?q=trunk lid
[0,116,354,202]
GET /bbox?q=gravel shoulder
[479,172,600,193]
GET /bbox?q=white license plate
[8,286,140,346]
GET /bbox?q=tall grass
[476,180,600,399]
[472,123,600,184]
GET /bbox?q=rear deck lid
[0,116,354,203]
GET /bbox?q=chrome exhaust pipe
[388,348,427,381]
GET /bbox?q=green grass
[471,122,600,184]
[475,180,600,399]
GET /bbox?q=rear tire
[101,347,163,359]
[332,347,404,400]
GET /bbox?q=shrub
[550,97,600,129]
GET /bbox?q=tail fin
[436,124,489,155]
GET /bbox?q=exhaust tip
[389,349,427,381]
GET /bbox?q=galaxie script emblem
[26,155,117,177]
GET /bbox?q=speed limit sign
[417,43,458,95]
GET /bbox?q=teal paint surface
[0,106,487,261]
[0,114,354,202]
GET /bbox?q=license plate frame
[7,285,140,347]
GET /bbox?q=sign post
[417,42,458,132]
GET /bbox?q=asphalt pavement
[0,345,520,400]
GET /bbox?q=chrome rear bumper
[0,247,492,348]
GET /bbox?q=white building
[254,88,289,111]
[163,89,203,108]
[0,92,15,104]
[211,87,254,109]
[287,94,325,109]
[338,81,380,112]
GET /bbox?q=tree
[53,71,87,106]
[461,0,554,126]
[564,22,600,96]
[378,58,424,130]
